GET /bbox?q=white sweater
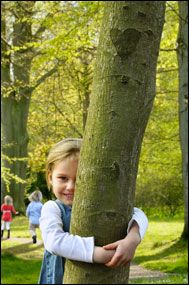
[39,201,148,263]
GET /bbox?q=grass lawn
[132,217,188,284]
[130,275,188,284]
[134,218,188,274]
[1,216,43,284]
[1,215,188,284]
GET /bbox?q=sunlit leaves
[136,2,181,213]
[1,153,27,192]
[5,1,181,212]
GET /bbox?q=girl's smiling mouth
[63,193,74,200]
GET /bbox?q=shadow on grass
[134,238,188,274]
[1,240,44,256]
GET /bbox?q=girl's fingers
[103,242,118,250]
[105,252,122,267]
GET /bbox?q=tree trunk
[64,2,165,284]
[1,1,34,211]
[1,2,11,202]
[1,95,31,211]
[1,2,60,210]
[177,1,188,240]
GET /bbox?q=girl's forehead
[63,154,79,163]
[55,155,79,168]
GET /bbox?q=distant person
[26,190,43,244]
[38,138,148,284]
[1,195,19,239]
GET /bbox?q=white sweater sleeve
[39,201,94,263]
[127,207,148,240]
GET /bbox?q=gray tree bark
[64,2,166,284]
[177,1,188,239]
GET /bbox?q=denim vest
[38,200,71,284]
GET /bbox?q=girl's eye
[59,176,68,181]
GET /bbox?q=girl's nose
[67,180,75,191]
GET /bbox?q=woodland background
[1,1,187,225]
[1,1,188,284]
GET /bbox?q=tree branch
[31,65,59,91]
[1,36,12,48]
[157,68,178,73]
[160,48,177,52]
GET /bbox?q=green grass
[133,218,188,274]
[1,253,42,284]
[1,216,188,284]
[1,216,42,239]
[131,217,188,284]
[130,275,188,284]
[1,216,43,284]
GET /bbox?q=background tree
[135,1,182,216]
[1,1,184,219]
[64,2,166,284]
[1,1,36,210]
[27,2,183,218]
[1,1,89,209]
[26,1,102,200]
[177,1,188,239]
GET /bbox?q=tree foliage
[135,1,183,215]
[1,1,184,216]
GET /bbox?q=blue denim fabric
[38,200,71,284]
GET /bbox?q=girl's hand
[103,222,141,267]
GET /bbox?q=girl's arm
[40,202,147,266]
[39,201,95,263]
[12,205,19,215]
[40,201,116,264]
[128,207,148,240]
[103,208,148,267]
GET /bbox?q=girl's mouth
[64,194,74,200]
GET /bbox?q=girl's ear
[47,171,52,187]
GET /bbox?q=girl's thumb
[103,242,117,249]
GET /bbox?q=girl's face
[48,155,78,206]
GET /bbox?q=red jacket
[1,204,17,222]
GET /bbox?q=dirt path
[129,262,168,280]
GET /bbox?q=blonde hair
[4,195,13,205]
[46,138,82,189]
[28,190,43,202]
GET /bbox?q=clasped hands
[93,221,141,268]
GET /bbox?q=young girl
[1,195,19,239]
[26,190,43,244]
[38,138,148,284]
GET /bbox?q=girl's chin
[65,201,72,206]
[59,197,73,206]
